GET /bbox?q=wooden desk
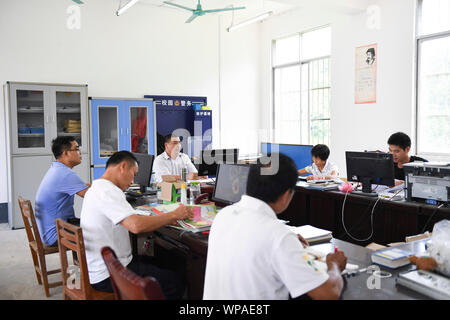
[135,226,433,300]
[278,186,450,247]
[129,187,449,300]
[128,194,210,300]
[328,239,431,300]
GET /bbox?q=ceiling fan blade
[163,1,194,12]
[185,14,199,23]
[203,6,246,14]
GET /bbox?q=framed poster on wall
[355,43,377,104]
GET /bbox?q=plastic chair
[55,218,115,300]
[18,196,62,297]
[101,246,165,300]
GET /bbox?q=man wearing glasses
[153,134,205,183]
[35,136,90,246]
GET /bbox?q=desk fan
[163,0,246,23]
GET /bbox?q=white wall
[331,0,416,176]
[260,0,417,176]
[218,16,261,156]
[0,0,261,203]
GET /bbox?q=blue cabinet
[90,98,156,179]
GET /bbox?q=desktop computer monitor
[345,151,395,196]
[132,153,155,188]
[261,143,312,170]
[212,163,251,205]
[197,148,239,177]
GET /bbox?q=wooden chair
[55,218,115,300]
[18,196,62,297]
[101,246,165,300]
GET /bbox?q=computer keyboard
[307,179,334,184]
[378,190,405,201]
[144,189,157,195]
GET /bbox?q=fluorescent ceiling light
[116,0,140,16]
[227,11,273,32]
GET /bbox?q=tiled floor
[0,224,63,300]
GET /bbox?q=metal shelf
[57,107,81,113]
[18,133,44,137]
[17,108,44,113]
[58,132,81,136]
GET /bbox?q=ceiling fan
[163,0,246,23]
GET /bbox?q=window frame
[415,0,450,157]
[271,25,331,145]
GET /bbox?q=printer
[404,162,450,205]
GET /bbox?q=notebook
[371,247,413,269]
[286,225,333,244]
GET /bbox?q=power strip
[396,269,450,300]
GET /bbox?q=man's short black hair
[52,136,76,159]
[106,151,138,169]
[387,132,411,150]
[164,134,179,144]
[246,153,298,203]
[311,144,330,161]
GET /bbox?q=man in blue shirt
[35,136,89,246]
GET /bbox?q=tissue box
[158,175,184,203]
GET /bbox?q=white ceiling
[137,0,372,21]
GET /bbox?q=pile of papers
[134,203,217,233]
[296,179,342,190]
[286,224,333,244]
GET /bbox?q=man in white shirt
[203,153,347,300]
[153,134,205,182]
[80,151,193,299]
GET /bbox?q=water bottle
[150,172,156,190]
[181,183,187,204]
[189,182,200,205]
[181,167,187,182]
[157,185,162,204]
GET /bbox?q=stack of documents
[64,119,81,133]
[286,225,333,244]
[135,203,217,233]
[296,179,341,190]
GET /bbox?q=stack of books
[371,247,413,269]
[64,119,81,133]
[286,225,333,244]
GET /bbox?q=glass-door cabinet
[9,83,51,154]
[55,89,84,148]
[7,82,88,155]
[90,98,155,179]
